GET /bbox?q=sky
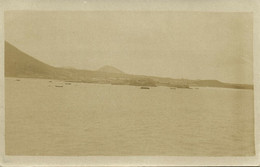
[4,11,253,84]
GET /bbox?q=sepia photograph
[4,10,255,156]
[0,0,260,166]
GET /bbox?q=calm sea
[5,78,255,156]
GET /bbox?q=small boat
[55,85,63,88]
[140,86,150,89]
[16,79,20,81]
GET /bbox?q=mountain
[4,41,127,81]
[5,41,56,78]
[5,41,83,80]
[4,41,253,89]
[97,65,124,74]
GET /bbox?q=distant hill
[4,41,128,81]
[97,65,124,74]
[4,41,253,89]
[62,66,78,70]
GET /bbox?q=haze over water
[5,78,255,156]
[4,11,255,156]
[4,11,253,84]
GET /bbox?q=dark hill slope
[4,41,118,80]
[4,41,253,89]
[5,41,57,78]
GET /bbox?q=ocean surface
[5,78,255,156]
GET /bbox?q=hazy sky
[5,11,253,84]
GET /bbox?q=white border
[0,0,259,166]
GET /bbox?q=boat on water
[140,86,150,89]
[55,85,63,88]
